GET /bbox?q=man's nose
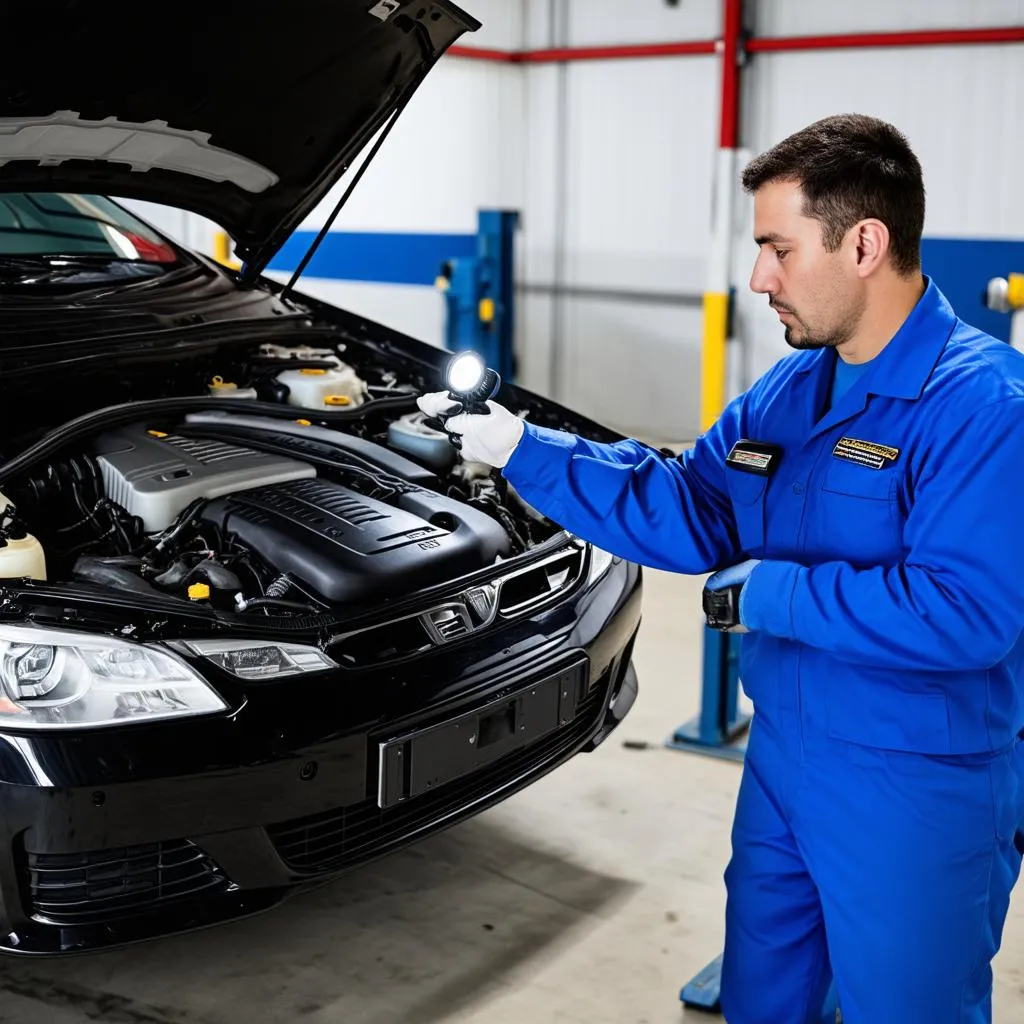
[749,254,777,295]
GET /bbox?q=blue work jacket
[503,279,1024,755]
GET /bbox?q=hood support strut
[268,88,415,299]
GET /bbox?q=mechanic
[418,114,1024,1024]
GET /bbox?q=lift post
[665,627,749,761]
[436,209,519,382]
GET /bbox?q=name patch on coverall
[726,440,783,477]
[833,437,900,470]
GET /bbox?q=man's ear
[853,219,890,278]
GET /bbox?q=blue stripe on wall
[266,230,1023,345]
[265,230,476,287]
[922,237,1024,343]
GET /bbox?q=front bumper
[0,560,641,955]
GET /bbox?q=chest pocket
[725,468,767,555]
[816,458,903,564]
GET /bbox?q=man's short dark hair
[741,114,925,277]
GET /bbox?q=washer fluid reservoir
[276,366,365,409]
[0,491,46,580]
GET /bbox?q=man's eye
[775,249,789,261]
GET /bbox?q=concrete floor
[0,568,1022,1023]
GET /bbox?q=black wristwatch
[703,581,747,633]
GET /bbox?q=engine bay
[0,339,566,618]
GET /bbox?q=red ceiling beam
[516,40,717,62]
[448,25,1024,64]
[448,40,716,63]
[447,44,516,62]
[747,25,1024,53]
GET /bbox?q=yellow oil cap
[300,368,327,375]
[324,395,351,406]
[209,375,236,390]
[147,430,168,439]
[187,583,211,601]
[295,418,312,426]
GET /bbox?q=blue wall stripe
[922,237,1024,343]
[268,230,1023,345]
[266,229,476,287]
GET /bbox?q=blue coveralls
[502,279,1024,1023]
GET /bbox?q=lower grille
[269,669,609,874]
[26,840,230,927]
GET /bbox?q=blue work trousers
[719,710,1024,1024]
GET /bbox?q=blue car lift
[666,628,750,762]
[437,209,520,381]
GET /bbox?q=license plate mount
[377,662,586,808]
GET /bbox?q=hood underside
[0,0,478,274]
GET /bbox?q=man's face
[749,179,865,351]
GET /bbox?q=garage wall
[515,0,1024,442]
[516,0,720,440]
[123,0,526,350]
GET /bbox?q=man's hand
[417,392,525,468]
[704,559,762,633]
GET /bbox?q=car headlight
[587,545,617,584]
[0,624,227,730]
[173,639,337,679]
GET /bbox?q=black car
[0,1,641,954]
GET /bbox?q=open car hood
[0,0,478,275]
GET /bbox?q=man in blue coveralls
[419,114,1024,1023]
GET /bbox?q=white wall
[516,0,1024,441]
[516,0,720,440]
[756,0,1024,35]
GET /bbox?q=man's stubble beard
[782,297,865,352]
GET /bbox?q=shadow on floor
[0,814,639,1024]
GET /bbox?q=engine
[197,475,508,604]
[5,420,516,614]
[0,341,571,616]
[92,428,318,532]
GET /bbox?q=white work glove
[416,392,525,468]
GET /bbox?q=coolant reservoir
[276,366,365,409]
[0,491,46,580]
[208,376,258,399]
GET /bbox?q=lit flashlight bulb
[443,351,501,409]
[447,352,486,394]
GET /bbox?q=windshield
[0,193,178,263]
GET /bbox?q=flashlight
[445,352,501,410]
[424,351,502,450]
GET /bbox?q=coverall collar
[799,276,957,438]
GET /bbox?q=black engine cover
[199,477,509,603]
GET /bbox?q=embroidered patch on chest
[726,440,783,477]
[833,436,900,470]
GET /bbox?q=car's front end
[0,0,643,955]
[0,247,645,953]
[0,534,638,956]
